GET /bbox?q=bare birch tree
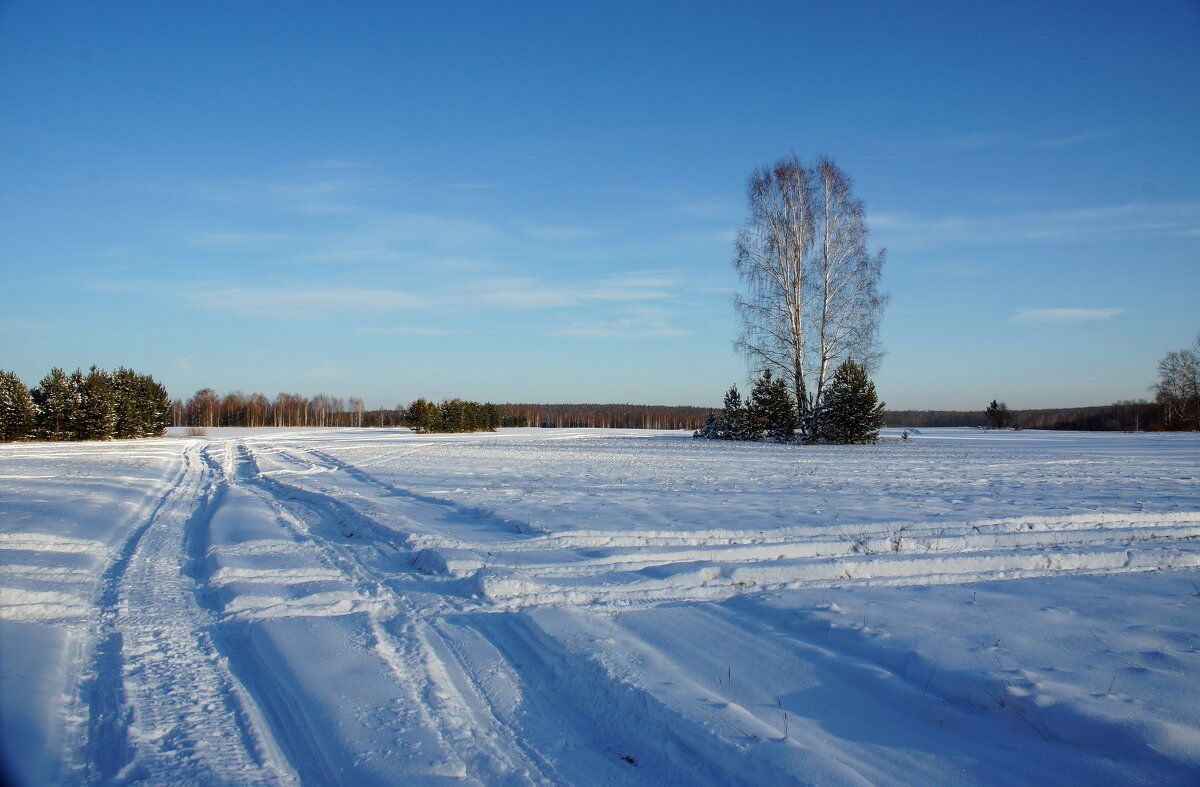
[734,155,817,423]
[733,155,886,437]
[1154,332,1200,430]
[810,157,887,434]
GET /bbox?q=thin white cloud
[191,230,295,248]
[1010,307,1124,323]
[192,287,424,319]
[306,366,346,379]
[874,202,1200,248]
[906,129,1113,154]
[547,306,690,338]
[358,326,469,336]
[525,225,602,241]
[446,182,497,191]
[927,132,1017,152]
[1035,129,1114,148]
[467,273,680,311]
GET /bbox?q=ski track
[221,440,548,784]
[60,442,296,785]
[5,428,1199,784]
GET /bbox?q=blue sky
[2,1,1198,410]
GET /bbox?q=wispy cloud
[873,201,1200,248]
[446,182,497,191]
[357,326,469,336]
[306,366,347,379]
[465,273,680,311]
[925,132,1018,152]
[1010,307,1124,323]
[547,306,690,338]
[191,230,296,248]
[1035,129,1115,148]
[905,128,1114,154]
[190,287,424,319]
[525,225,602,241]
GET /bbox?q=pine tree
[694,411,720,439]
[33,368,82,441]
[111,368,140,437]
[984,399,1008,430]
[140,373,171,437]
[0,370,36,442]
[406,398,439,433]
[748,369,797,442]
[719,384,751,440]
[819,359,885,444]
[77,366,116,440]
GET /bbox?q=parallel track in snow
[218,440,550,784]
[63,442,295,785]
[272,442,1200,610]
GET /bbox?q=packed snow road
[2,428,1199,785]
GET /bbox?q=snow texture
[1,427,1198,784]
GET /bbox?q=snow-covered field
[2,427,1199,785]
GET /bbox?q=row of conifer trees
[406,398,502,433]
[696,359,885,444]
[0,367,171,442]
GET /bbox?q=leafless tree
[734,155,817,422]
[1154,332,1200,430]
[348,397,365,427]
[810,158,887,426]
[733,155,886,436]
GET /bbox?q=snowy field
[2,427,1199,785]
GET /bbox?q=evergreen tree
[77,366,116,440]
[111,367,140,437]
[694,411,720,439]
[406,398,440,433]
[819,359,885,444]
[0,370,36,442]
[33,367,82,441]
[984,399,1008,430]
[136,373,172,437]
[749,369,797,442]
[719,384,750,440]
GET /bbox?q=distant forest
[171,390,714,431]
[167,389,1187,434]
[886,401,1166,432]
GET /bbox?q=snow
[1,427,1198,784]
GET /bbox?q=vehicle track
[64,442,295,784]
[229,440,549,784]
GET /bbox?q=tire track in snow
[228,440,549,784]
[453,515,1200,610]
[67,442,295,785]
[255,445,1200,611]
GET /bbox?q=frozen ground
[1,427,1198,785]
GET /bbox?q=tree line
[176,389,371,428]
[175,389,509,434]
[889,332,1200,433]
[407,399,501,433]
[888,401,1168,432]
[495,403,710,430]
[0,367,171,442]
[172,390,713,432]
